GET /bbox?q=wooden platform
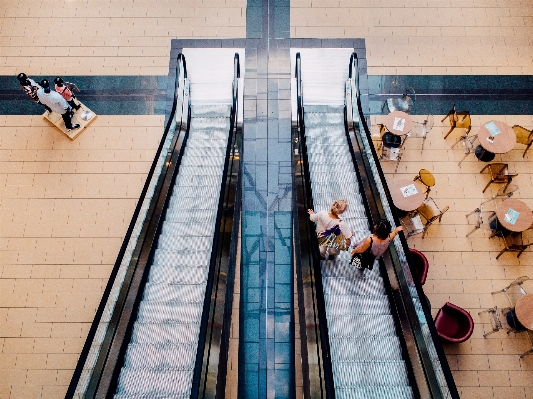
[43,101,97,140]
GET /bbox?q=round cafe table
[384,111,413,137]
[515,294,533,330]
[476,120,517,161]
[389,179,426,212]
[496,198,533,232]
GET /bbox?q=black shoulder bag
[349,237,376,270]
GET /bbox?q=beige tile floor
[291,0,533,75]
[0,0,533,398]
[0,115,163,399]
[374,113,533,398]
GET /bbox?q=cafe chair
[492,276,529,308]
[465,207,498,238]
[512,125,533,157]
[520,330,533,358]
[496,232,533,260]
[370,122,387,150]
[400,214,425,237]
[478,289,524,337]
[380,132,403,172]
[451,131,479,166]
[383,87,416,114]
[409,248,429,285]
[442,104,472,139]
[407,114,434,150]
[434,302,474,343]
[479,163,517,194]
[416,197,449,238]
[413,169,435,199]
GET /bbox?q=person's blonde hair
[331,200,348,215]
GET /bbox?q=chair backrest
[512,125,533,145]
[409,248,429,285]
[418,197,448,222]
[424,114,434,132]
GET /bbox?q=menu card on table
[485,121,501,137]
[400,184,418,197]
[393,117,405,132]
[504,208,520,225]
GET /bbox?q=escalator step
[322,277,387,296]
[184,146,226,158]
[190,116,230,131]
[130,322,201,344]
[115,369,192,396]
[327,315,396,337]
[174,165,224,176]
[304,105,344,114]
[153,249,211,267]
[335,386,414,399]
[305,112,344,126]
[142,283,205,303]
[174,174,222,187]
[148,264,208,284]
[191,103,231,117]
[180,156,225,168]
[186,138,228,148]
[157,235,212,251]
[136,302,205,324]
[167,183,221,198]
[122,343,197,369]
[161,222,214,238]
[329,336,402,360]
[164,209,216,224]
[332,361,410,387]
[168,194,218,213]
[324,295,391,315]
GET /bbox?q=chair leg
[458,151,471,166]
[451,135,463,149]
[466,208,480,217]
[466,226,479,237]
[444,126,455,139]
[520,348,533,358]
[480,164,490,173]
[496,247,508,260]
[523,142,532,158]
[482,180,493,193]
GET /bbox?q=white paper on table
[393,117,405,131]
[400,184,418,197]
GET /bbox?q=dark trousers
[68,99,80,110]
[61,110,73,129]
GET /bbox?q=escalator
[293,50,459,399]
[67,50,242,398]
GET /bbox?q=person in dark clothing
[17,72,52,113]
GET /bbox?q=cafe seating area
[370,108,533,374]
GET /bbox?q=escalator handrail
[295,52,336,399]
[65,53,188,399]
[348,52,460,399]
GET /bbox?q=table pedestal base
[475,145,496,162]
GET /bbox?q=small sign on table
[393,117,405,132]
[400,184,418,197]
[504,208,520,225]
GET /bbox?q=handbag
[350,237,376,270]
[317,224,348,257]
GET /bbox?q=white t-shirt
[309,210,352,238]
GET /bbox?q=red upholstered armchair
[434,302,474,343]
[409,248,428,285]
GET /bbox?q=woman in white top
[308,199,353,259]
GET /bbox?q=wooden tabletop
[384,111,413,136]
[496,198,533,232]
[515,294,533,330]
[389,179,426,211]
[477,120,517,154]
